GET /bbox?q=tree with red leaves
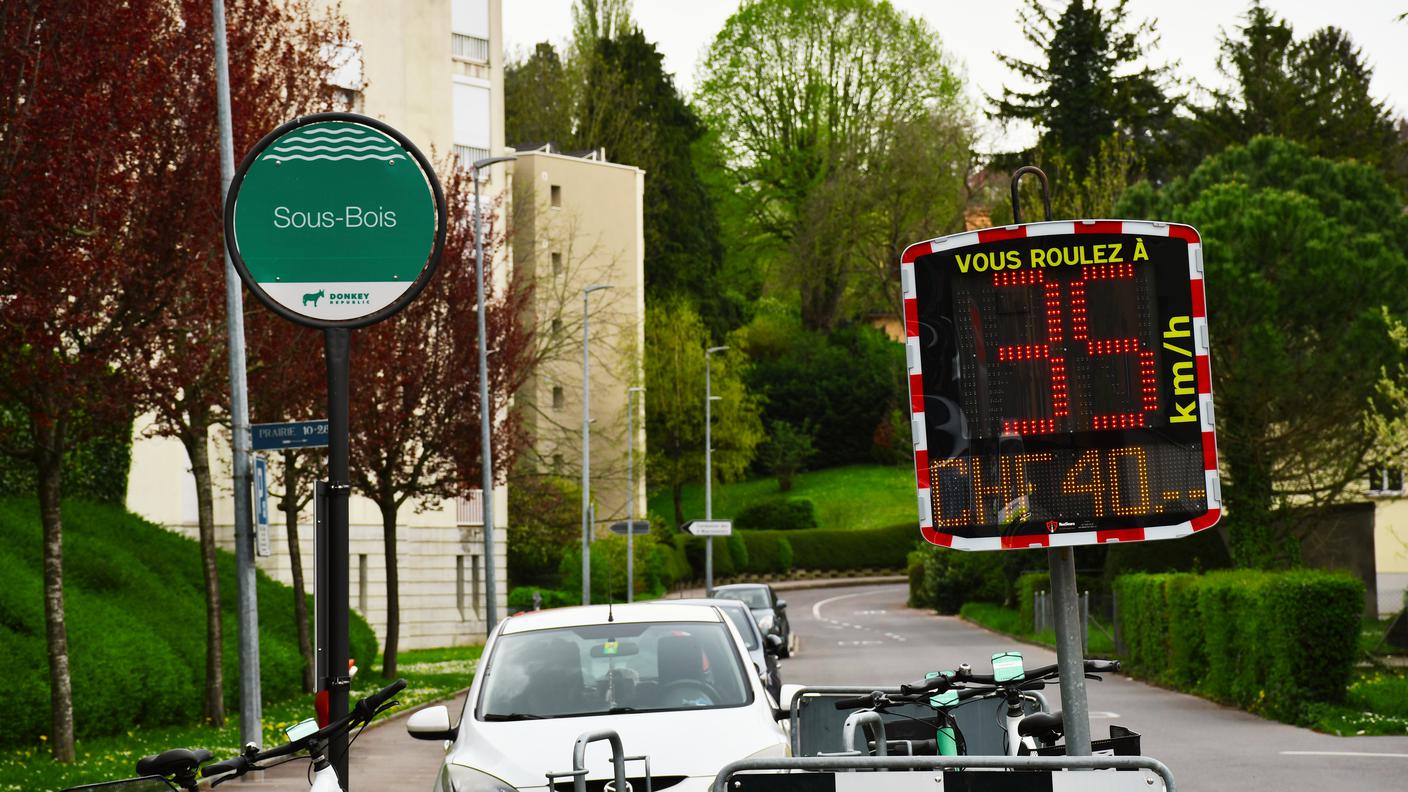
[129,0,348,724]
[0,0,194,761]
[348,170,535,677]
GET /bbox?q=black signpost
[225,112,446,788]
[901,167,1219,757]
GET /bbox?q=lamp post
[627,386,645,602]
[582,284,613,605]
[472,154,516,635]
[705,345,728,595]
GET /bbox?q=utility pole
[704,345,727,596]
[471,155,515,635]
[210,0,260,752]
[626,386,644,602]
[581,284,612,605]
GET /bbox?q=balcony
[456,490,484,526]
[452,33,490,63]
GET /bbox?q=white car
[407,603,790,792]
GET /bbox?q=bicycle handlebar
[203,679,407,781]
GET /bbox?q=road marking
[1279,751,1408,759]
[812,589,889,622]
[838,640,884,646]
[855,609,888,615]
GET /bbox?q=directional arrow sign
[680,519,732,537]
[609,520,651,536]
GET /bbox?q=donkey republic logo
[228,118,439,324]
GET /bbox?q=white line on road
[1279,751,1408,759]
[812,589,889,622]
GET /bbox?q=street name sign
[901,220,1219,551]
[252,419,330,451]
[254,455,272,557]
[681,519,733,537]
[609,520,651,536]
[226,114,445,328]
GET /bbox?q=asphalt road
[779,583,1408,791]
[251,582,1408,791]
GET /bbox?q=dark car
[661,597,784,702]
[713,583,791,658]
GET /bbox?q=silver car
[657,597,783,702]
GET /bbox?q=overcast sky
[504,0,1408,152]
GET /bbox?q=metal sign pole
[323,329,353,787]
[1047,546,1091,755]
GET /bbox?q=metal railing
[456,490,484,526]
[452,33,490,62]
[712,755,1176,792]
[454,145,491,172]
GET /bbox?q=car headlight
[444,765,519,792]
[757,614,775,632]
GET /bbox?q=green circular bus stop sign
[225,112,446,328]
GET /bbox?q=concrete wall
[513,149,647,527]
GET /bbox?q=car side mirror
[765,634,784,655]
[775,683,803,719]
[406,705,456,741]
[775,598,787,610]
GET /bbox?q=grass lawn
[648,464,916,530]
[0,645,481,792]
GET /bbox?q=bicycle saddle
[1017,710,1064,738]
[136,748,213,778]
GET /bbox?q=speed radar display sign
[902,220,1220,551]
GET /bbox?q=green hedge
[1113,570,1363,722]
[1017,572,1051,632]
[0,498,377,746]
[738,532,794,574]
[507,586,579,610]
[734,499,818,531]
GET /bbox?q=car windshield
[716,587,770,610]
[478,621,752,720]
[718,606,759,650]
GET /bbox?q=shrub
[909,546,1011,615]
[734,499,817,532]
[1114,569,1363,722]
[507,586,579,610]
[739,532,794,575]
[1017,572,1051,632]
[559,534,661,602]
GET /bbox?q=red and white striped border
[900,219,1221,552]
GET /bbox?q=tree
[347,171,534,677]
[758,420,815,492]
[505,473,582,587]
[504,42,574,147]
[0,0,190,760]
[1117,137,1408,567]
[129,0,347,721]
[696,0,964,330]
[992,0,1176,183]
[1188,3,1406,191]
[644,298,763,525]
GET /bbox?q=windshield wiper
[482,712,546,721]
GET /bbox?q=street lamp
[705,345,728,596]
[582,283,613,605]
[626,386,645,602]
[472,154,515,635]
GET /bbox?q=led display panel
[901,221,1220,551]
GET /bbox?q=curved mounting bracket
[1010,165,1054,224]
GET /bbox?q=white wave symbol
[280,135,388,145]
[262,152,407,162]
[298,127,373,137]
[272,144,397,153]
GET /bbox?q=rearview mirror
[589,640,640,658]
[406,705,456,741]
[775,598,787,610]
[764,634,784,655]
[777,683,804,715]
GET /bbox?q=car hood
[448,706,787,790]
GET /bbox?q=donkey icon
[302,289,325,307]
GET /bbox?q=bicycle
[60,679,407,792]
[831,655,1120,758]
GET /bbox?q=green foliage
[0,498,376,745]
[757,420,816,492]
[1017,572,1051,632]
[992,0,1176,182]
[696,0,969,330]
[746,524,914,572]
[1186,4,1406,191]
[506,474,582,587]
[1117,137,1408,567]
[507,586,580,610]
[0,406,132,502]
[646,298,764,525]
[734,499,817,532]
[735,533,795,575]
[504,42,574,147]
[908,545,1023,615]
[558,533,665,603]
[741,314,906,468]
[1114,570,1363,722]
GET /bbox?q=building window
[552,386,565,410]
[456,555,466,620]
[357,554,368,613]
[550,185,562,207]
[1368,465,1404,497]
[472,554,482,617]
[451,33,490,62]
[553,453,564,472]
[552,318,563,335]
[552,251,562,275]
